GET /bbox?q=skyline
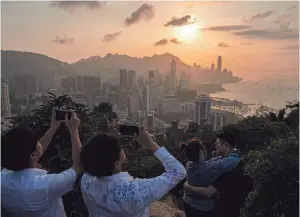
[1,1,299,79]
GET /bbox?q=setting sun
[175,23,200,43]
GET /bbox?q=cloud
[240,42,253,45]
[53,36,74,45]
[234,29,299,40]
[164,15,195,27]
[124,4,155,26]
[280,44,299,51]
[273,13,293,25]
[103,31,122,42]
[170,38,183,44]
[51,1,105,13]
[201,25,252,31]
[218,42,229,48]
[245,10,274,23]
[154,39,168,46]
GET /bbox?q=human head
[81,133,125,177]
[184,138,207,163]
[215,126,237,157]
[2,127,42,171]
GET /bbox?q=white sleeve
[111,147,186,214]
[47,168,77,199]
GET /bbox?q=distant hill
[1,50,73,88]
[70,52,191,80]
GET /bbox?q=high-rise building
[149,85,164,111]
[145,85,150,113]
[147,112,154,131]
[24,75,38,95]
[170,58,176,87]
[127,91,138,115]
[209,112,226,131]
[76,76,83,92]
[162,96,181,114]
[217,56,222,73]
[61,77,77,92]
[194,95,212,123]
[10,75,26,97]
[82,76,101,95]
[128,70,136,89]
[1,83,11,117]
[119,69,128,86]
[211,63,215,72]
[148,70,155,85]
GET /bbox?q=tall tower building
[1,83,11,117]
[146,85,150,113]
[209,113,227,131]
[119,69,128,86]
[217,56,222,73]
[148,70,155,85]
[194,95,212,124]
[211,63,215,72]
[170,58,176,87]
[128,70,136,89]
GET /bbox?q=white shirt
[1,167,77,217]
[81,147,187,217]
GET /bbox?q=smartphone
[119,125,139,136]
[55,110,72,121]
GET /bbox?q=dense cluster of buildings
[2,55,230,132]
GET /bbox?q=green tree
[242,135,299,217]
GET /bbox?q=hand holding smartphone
[55,110,72,121]
[119,125,139,136]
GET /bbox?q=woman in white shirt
[80,126,187,217]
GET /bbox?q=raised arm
[65,112,82,175]
[38,111,62,158]
[46,112,82,199]
[205,152,240,181]
[111,128,186,214]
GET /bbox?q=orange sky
[2,1,299,76]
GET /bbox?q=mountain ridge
[1,50,192,83]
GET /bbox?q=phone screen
[55,110,71,121]
[119,125,139,136]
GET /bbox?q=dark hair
[1,127,39,171]
[184,139,207,162]
[216,124,239,148]
[81,133,121,178]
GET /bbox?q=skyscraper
[209,113,226,131]
[119,69,128,86]
[211,63,215,72]
[128,70,136,89]
[170,58,176,87]
[148,70,155,85]
[1,83,11,117]
[217,56,222,73]
[61,77,77,92]
[10,75,26,97]
[194,95,212,123]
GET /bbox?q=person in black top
[183,128,253,217]
[184,161,253,217]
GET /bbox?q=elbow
[177,164,187,181]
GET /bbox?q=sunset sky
[2,1,299,77]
